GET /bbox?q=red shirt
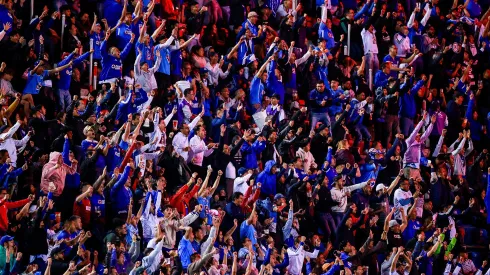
[73,198,91,226]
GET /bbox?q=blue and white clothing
[394,188,413,220]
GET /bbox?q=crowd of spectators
[1,0,490,274]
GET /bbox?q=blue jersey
[197,196,212,225]
[402,219,421,242]
[250,76,264,106]
[100,40,133,81]
[57,52,91,90]
[103,0,123,27]
[0,5,13,34]
[56,230,80,256]
[81,140,98,155]
[106,146,122,173]
[240,221,258,246]
[155,44,172,75]
[136,39,155,67]
[382,55,401,78]
[318,24,336,49]
[91,193,106,220]
[91,32,104,59]
[131,17,144,38]
[170,49,183,76]
[23,70,49,94]
[116,24,133,50]
[191,97,201,115]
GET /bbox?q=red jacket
[169,184,200,215]
[0,198,30,232]
[241,185,260,214]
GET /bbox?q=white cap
[248,11,258,18]
[375,184,386,192]
[29,205,38,214]
[389,220,399,228]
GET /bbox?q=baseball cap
[274,193,285,200]
[248,11,258,18]
[237,167,247,177]
[389,220,399,228]
[50,246,65,257]
[0,235,14,245]
[375,184,386,192]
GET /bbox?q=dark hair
[184,88,193,97]
[112,218,125,229]
[68,215,81,222]
[190,252,200,262]
[232,192,243,201]
[3,68,14,75]
[195,125,205,133]
[191,45,203,55]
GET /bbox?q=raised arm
[90,14,98,34]
[227,37,245,60]
[197,168,212,197]
[48,61,73,75]
[255,56,272,78]
[151,19,165,41]
[387,170,403,196]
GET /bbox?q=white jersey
[393,188,412,220]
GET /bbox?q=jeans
[365,53,379,89]
[311,112,330,132]
[221,6,230,24]
[354,124,372,142]
[400,116,415,137]
[316,212,337,239]
[58,89,72,112]
[403,166,422,181]
[332,211,344,228]
[385,115,400,146]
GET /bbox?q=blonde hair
[83,125,94,136]
[337,139,348,150]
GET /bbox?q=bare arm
[255,56,272,78]
[197,168,212,197]
[227,38,245,60]
[151,20,165,41]
[179,34,196,50]
[48,62,72,75]
[231,253,238,275]
[209,170,222,196]
[399,207,408,232]
[384,208,395,232]
[224,219,238,242]
[387,170,403,196]
[126,198,133,224]
[90,15,98,34]
[138,20,147,43]
[119,0,128,23]
[75,187,93,202]
[109,20,123,34]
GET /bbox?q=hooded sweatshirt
[257,160,277,196]
[40,152,77,196]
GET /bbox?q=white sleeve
[163,112,174,126]
[421,8,432,26]
[189,114,201,130]
[304,249,319,259]
[190,137,207,154]
[1,122,20,140]
[407,11,416,28]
